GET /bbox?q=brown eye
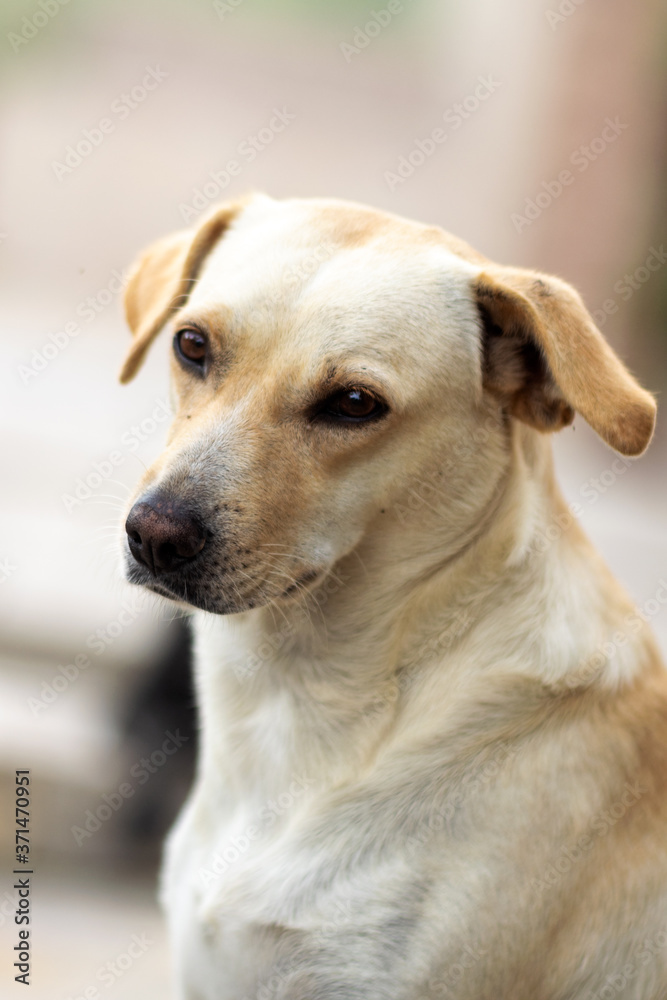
[322,387,385,423]
[175,329,207,367]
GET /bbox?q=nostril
[173,534,206,560]
[128,530,142,545]
[156,542,178,566]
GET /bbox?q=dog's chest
[164,620,571,998]
[162,626,411,994]
[163,788,454,1000]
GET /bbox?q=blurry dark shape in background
[117,616,196,861]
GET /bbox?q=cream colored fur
[119,195,667,999]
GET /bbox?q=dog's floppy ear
[119,202,241,383]
[474,266,656,456]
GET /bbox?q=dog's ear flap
[119,203,241,383]
[474,266,656,456]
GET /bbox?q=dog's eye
[175,329,207,367]
[320,388,386,423]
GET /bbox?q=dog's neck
[192,424,646,802]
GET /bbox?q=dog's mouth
[124,547,326,616]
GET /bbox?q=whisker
[263,567,323,628]
[349,547,369,578]
[100,479,132,496]
[125,454,151,475]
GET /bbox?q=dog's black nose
[125,498,206,575]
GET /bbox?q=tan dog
[119,194,667,999]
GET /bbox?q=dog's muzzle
[125,496,206,576]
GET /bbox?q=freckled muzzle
[123,486,322,615]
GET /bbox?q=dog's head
[119,194,656,614]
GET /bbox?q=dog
[118,194,667,999]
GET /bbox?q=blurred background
[1,0,666,995]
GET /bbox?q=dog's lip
[127,570,189,604]
[124,555,188,597]
[125,550,328,610]
[147,567,325,604]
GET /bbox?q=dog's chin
[124,560,327,616]
[124,564,254,615]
